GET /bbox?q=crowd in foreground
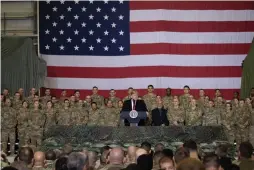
[1,86,254,155]
[1,140,254,170]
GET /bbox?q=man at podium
[121,90,148,126]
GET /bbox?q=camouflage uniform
[202,107,221,126]
[84,101,92,111]
[56,108,72,125]
[12,99,22,110]
[162,95,173,110]
[179,94,190,110]
[69,101,77,109]
[143,93,157,112]
[17,107,30,146]
[185,107,202,126]
[1,106,17,154]
[235,107,251,144]
[102,107,119,127]
[29,109,46,147]
[221,109,235,142]
[87,109,104,126]
[108,96,120,108]
[91,94,104,108]
[197,97,206,113]
[123,95,131,102]
[27,95,34,105]
[167,106,185,125]
[40,95,52,105]
[215,103,225,119]
[44,108,57,133]
[98,164,125,170]
[77,105,89,124]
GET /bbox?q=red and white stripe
[41,1,254,100]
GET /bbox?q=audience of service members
[1,86,254,155]
[1,140,254,170]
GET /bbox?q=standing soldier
[84,95,92,111]
[69,94,77,108]
[179,85,191,110]
[167,98,185,126]
[56,99,72,126]
[73,100,89,125]
[29,100,46,148]
[162,88,173,110]
[27,88,37,104]
[203,100,221,126]
[245,97,253,113]
[40,88,52,105]
[51,96,60,111]
[87,102,104,126]
[91,86,104,108]
[2,88,11,99]
[221,103,235,143]
[108,89,120,108]
[116,100,124,114]
[18,88,24,100]
[185,99,202,126]
[74,90,80,102]
[60,89,68,102]
[102,100,119,127]
[143,85,157,112]
[250,87,254,101]
[213,89,226,106]
[197,89,206,112]
[17,101,30,147]
[12,92,22,110]
[123,87,133,101]
[1,98,17,155]
[235,99,251,144]
[44,100,57,134]
[214,96,225,118]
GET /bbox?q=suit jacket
[121,99,148,126]
[151,107,169,126]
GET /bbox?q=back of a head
[109,148,124,164]
[219,157,232,170]
[18,147,34,165]
[177,158,205,170]
[63,143,73,155]
[137,154,153,170]
[174,147,190,164]
[153,151,165,165]
[162,149,174,159]
[11,161,28,170]
[55,156,68,170]
[45,150,56,161]
[154,143,165,152]
[34,151,46,163]
[135,148,147,159]
[141,142,151,153]
[159,156,175,170]
[203,154,220,170]
[239,141,253,159]
[67,152,88,170]
[183,140,197,151]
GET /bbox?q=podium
[120,110,147,126]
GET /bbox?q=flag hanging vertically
[39,1,254,99]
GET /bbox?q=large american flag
[39,1,254,100]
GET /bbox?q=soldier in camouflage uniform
[44,100,57,133]
[232,98,239,112]
[185,99,202,126]
[74,90,81,101]
[12,92,22,110]
[18,88,24,100]
[69,94,77,108]
[56,99,72,125]
[87,102,104,126]
[60,89,68,102]
[84,95,92,111]
[214,96,225,118]
[221,103,235,143]
[72,100,89,125]
[1,98,17,154]
[91,86,104,108]
[179,85,191,110]
[40,88,52,106]
[213,89,226,106]
[17,101,30,147]
[29,100,46,148]
[143,85,157,112]
[162,88,173,110]
[108,89,120,108]
[116,100,124,114]
[51,96,60,111]
[203,100,221,126]
[167,98,185,125]
[102,100,119,127]
[197,89,206,112]
[123,87,133,101]
[235,99,251,144]
[245,97,253,113]
[2,88,11,99]
[1,93,5,106]
[27,88,37,104]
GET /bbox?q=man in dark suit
[121,90,148,126]
[151,97,169,126]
